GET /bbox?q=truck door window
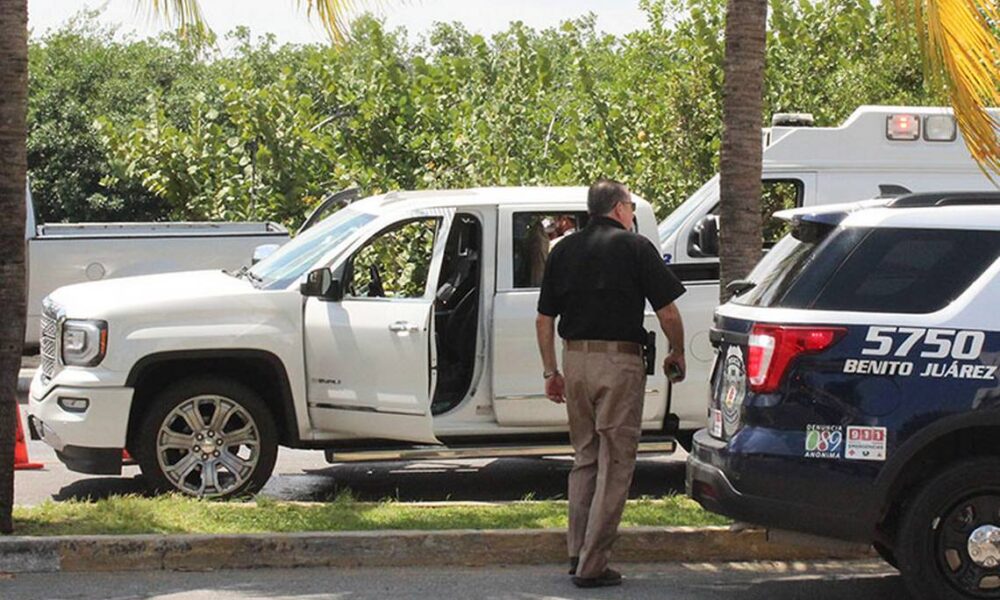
[512,212,588,288]
[761,181,802,246]
[346,218,440,299]
[706,179,804,249]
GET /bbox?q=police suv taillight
[747,325,846,393]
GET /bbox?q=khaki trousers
[563,343,645,579]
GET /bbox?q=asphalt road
[15,389,687,506]
[0,560,905,599]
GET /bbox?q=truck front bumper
[27,370,132,475]
[685,428,875,543]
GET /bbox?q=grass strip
[11,493,729,536]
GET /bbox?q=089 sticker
[846,326,998,381]
[805,425,843,459]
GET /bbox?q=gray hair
[587,179,630,216]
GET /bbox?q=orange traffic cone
[14,405,43,470]
[122,449,135,465]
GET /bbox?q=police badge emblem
[721,345,746,435]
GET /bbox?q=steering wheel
[368,263,385,297]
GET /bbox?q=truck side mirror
[300,268,343,301]
[688,215,720,257]
[252,243,280,265]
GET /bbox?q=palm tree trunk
[719,0,767,302]
[0,0,29,534]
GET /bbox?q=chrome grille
[40,301,61,382]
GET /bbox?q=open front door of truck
[304,208,454,444]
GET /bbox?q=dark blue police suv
[686,192,1000,600]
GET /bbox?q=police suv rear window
[735,227,1000,313]
[808,228,1000,313]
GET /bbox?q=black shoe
[568,557,579,575]
[572,568,623,588]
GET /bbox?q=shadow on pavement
[51,475,151,502]
[266,456,686,503]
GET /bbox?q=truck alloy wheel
[137,377,278,499]
[898,459,1000,600]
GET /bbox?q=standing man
[535,180,686,588]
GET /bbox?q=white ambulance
[661,106,1000,445]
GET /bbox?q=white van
[661,106,1000,442]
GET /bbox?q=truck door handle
[389,321,420,333]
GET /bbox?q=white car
[28,187,678,498]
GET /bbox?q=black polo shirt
[537,216,686,345]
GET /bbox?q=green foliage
[28,3,936,227]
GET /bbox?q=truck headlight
[61,320,108,367]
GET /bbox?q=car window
[761,181,802,246]
[808,228,1000,313]
[346,218,439,299]
[512,212,588,288]
[703,179,804,250]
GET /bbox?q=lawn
[11,493,729,536]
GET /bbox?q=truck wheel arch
[125,350,300,448]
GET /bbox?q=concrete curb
[0,527,874,573]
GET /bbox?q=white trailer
[24,187,289,347]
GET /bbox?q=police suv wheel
[897,458,1000,600]
[136,376,278,499]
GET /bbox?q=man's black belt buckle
[644,331,656,375]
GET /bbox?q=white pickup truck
[28,187,677,499]
[23,185,289,348]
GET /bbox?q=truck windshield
[658,175,718,251]
[249,208,376,290]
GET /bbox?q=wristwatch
[543,370,561,379]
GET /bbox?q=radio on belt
[686,191,1000,600]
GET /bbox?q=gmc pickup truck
[28,187,677,498]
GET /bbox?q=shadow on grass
[288,455,685,503]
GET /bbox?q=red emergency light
[886,114,920,141]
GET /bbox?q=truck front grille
[40,302,61,382]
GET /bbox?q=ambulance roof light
[924,115,957,142]
[887,114,920,140]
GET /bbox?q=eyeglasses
[620,200,636,211]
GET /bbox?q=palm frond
[298,0,368,43]
[894,0,1000,177]
[143,0,209,38]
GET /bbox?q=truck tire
[135,376,278,499]
[896,458,1000,600]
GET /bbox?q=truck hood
[48,270,259,318]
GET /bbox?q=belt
[564,340,643,356]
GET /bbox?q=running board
[325,439,675,463]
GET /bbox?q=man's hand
[663,351,686,383]
[545,373,566,403]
